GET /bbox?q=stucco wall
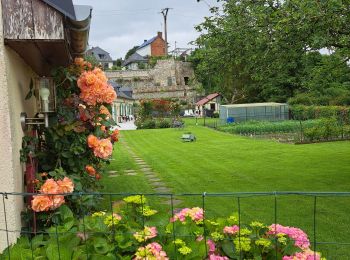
[0,1,37,251]
[136,45,151,57]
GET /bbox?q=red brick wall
[151,37,166,56]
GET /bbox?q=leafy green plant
[1,197,326,260]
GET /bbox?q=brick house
[136,32,166,57]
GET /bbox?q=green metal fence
[1,192,350,259]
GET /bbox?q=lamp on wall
[20,77,56,131]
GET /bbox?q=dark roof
[122,52,148,67]
[41,1,92,56]
[138,36,157,49]
[87,47,113,62]
[196,93,221,106]
[108,81,134,100]
[42,0,76,20]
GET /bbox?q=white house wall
[0,1,37,251]
[136,45,151,57]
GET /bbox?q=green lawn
[103,125,350,257]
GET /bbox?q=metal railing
[1,191,350,259]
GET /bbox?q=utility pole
[160,8,172,56]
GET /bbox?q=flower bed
[1,195,326,259]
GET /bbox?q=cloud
[73,0,219,59]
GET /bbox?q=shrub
[137,119,156,129]
[290,105,350,121]
[213,112,219,118]
[0,196,326,260]
[157,119,171,128]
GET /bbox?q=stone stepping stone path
[148,177,162,182]
[150,181,164,186]
[116,136,184,206]
[154,187,172,193]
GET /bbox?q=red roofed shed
[195,93,222,117]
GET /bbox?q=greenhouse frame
[219,102,289,123]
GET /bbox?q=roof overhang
[1,0,92,76]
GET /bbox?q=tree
[192,0,350,104]
[115,58,122,67]
[125,46,139,60]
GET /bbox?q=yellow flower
[123,195,147,204]
[173,239,185,246]
[103,213,122,227]
[178,246,192,255]
[139,206,158,216]
[250,221,265,228]
[211,232,224,242]
[234,236,251,252]
[255,238,271,248]
[92,211,106,217]
[239,228,252,236]
[227,215,239,225]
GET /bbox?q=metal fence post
[2,193,10,260]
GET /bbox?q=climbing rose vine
[28,58,118,214]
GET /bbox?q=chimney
[157,31,162,38]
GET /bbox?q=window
[167,77,172,86]
[98,54,105,59]
[184,77,189,85]
[210,103,216,110]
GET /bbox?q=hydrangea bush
[1,196,326,260]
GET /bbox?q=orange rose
[57,177,74,193]
[111,129,119,142]
[74,57,85,66]
[40,179,61,194]
[93,138,113,159]
[87,134,99,148]
[85,165,96,176]
[31,195,53,212]
[50,195,65,210]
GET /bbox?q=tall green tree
[192,0,350,104]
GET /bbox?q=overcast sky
[72,0,220,59]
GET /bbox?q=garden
[201,106,350,144]
[1,59,349,259]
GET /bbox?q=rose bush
[20,59,119,228]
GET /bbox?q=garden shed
[220,102,289,123]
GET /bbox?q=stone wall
[106,59,196,102]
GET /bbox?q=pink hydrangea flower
[282,249,322,260]
[134,242,168,260]
[209,254,230,260]
[170,207,204,223]
[207,239,216,253]
[269,224,310,249]
[223,225,240,235]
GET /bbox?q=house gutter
[67,5,92,57]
